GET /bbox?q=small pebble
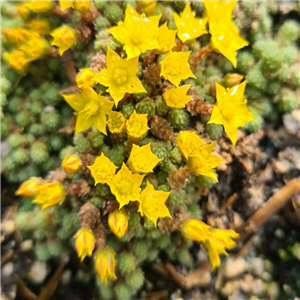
[223,257,250,279]
[27,261,48,284]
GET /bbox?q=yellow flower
[2,28,36,47]
[94,47,146,107]
[73,0,91,12]
[17,4,30,20]
[209,17,249,68]
[108,6,160,59]
[173,2,207,43]
[59,1,75,11]
[95,246,117,284]
[63,86,114,135]
[156,22,177,53]
[76,68,97,89]
[88,153,117,185]
[75,228,95,262]
[62,155,80,174]
[15,177,45,198]
[108,209,129,238]
[187,142,224,182]
[203,1,237,23]
[136,0,156,15]
[5,51,33,73]
[180,219,211,242]
[160,51,195,87]
[24,1,54,13]
[208,81,254,145]
[163,85,192,109]
[203,228,239,270]
[125,109,149,139]
[19,35,50,60]
[50,25,77,56]
[138,181,172,227]
[108,163,145,208]
[27,19,51,36]
[176,131,205,159]
[107,111,126,134]
[32,182,65,209]
[127,143,161,174]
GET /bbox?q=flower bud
[15,177,45,198]
[62,155,80,174]
[108,210,128,238]
[17,4,30,20]
[221,73,244,88]
[136,1,156,15]
[95,246,117,284]
[76,68,97,89]
[180,219,211,242]
[75,228,95,261]
[50,25,77,56]
[32,182,65,209]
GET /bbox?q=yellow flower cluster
[4,28,50,73]
[87,143,170,227]
[16,179,65,210]
[181,219,239,270]
[176,131,223,182]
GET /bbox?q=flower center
[80,100,100,118]
[113,68,128,85]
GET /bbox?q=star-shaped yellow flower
[107,111,126,134]
[208,81,254,145]
[138,181,172,227]
[108,6,161,59]
[88,153,118,185]
[209,17,249,68]
[108,163,145,208]
[187,142,224,182]
[125,109,149,139]
[94,47,146,106]
[160,51,195,87]
[176,131,205,159]
[156,22,177,53]
[63,86,114,135]
[163,85,192,109]
[173,2,207,43]
[50,25,77,56]
[127,143,161,174]
[203,1,237,23]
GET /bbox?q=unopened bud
[32,182,65,209]
[108,209,128,238]
[221,73,244,88]
[95,246,117,284]
[15,177,45,198]
[76,68,97,89]
[62,155,80,174]
[75,228,95,261]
